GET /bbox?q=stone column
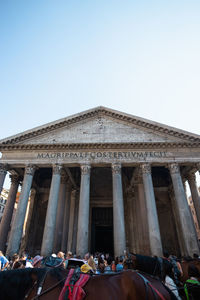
[112,163,126,257]
[169,163,199,255]
[0,175,20,252]
[54,174,67,252]
[41,164,62,256]
[76,164,91,258]
[20,188,36,254]
[61,181,71,252]
[67,189,77,252]
[141,163,163,256]
[72,191,79,254]
[6,165,36,256]
[0,164,8,194]
[187,171,200,228]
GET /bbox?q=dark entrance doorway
[91,207,113,255]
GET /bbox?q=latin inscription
[37,151,167,160]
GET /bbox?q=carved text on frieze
[37,151,167,160]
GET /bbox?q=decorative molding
[141,163,151,174]
[111,163,121,175]
[81,164,91,175]
[25,165,36,176]
[1,107,200,145]
[1,142,200,151]
[168,163,180,175]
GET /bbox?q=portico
[0,107,200,257]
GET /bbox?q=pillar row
[169,163,199,255]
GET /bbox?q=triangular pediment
[0,107,200,146]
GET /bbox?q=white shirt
[165,275,181,300]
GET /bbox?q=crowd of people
[1,249,200,299]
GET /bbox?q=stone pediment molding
[0,141,200,151]
[0,106,200,145]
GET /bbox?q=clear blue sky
[0,0,200,141]
[1,0,200,190]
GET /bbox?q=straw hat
[81,264,92,273]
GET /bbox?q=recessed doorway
[91,207,113,255]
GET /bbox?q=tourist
[116,256,124,272]
[164,260,181,300]
[184,264,200,300]
[11,253,19,269]
[0,251,9,271]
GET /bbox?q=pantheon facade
[0,107,200,258]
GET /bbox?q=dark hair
[188,264,200,278]
[193,253,199,259]
[163,250,169,258]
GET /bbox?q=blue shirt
[0,255,8,269]
[116,263,123,272]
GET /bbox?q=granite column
[41,164,62,256]
[141,163,163,256]
[112,163,126,257]
[76,164,91,258]
[0,175,20,252]
[169,163,199,255]
[6,165,35,256]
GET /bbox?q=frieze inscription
[37,151,167,160]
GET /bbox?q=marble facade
[0,107,200,257]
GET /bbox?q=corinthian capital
[25,165,36,176]
[168,163,180,175]
[111,163,121,175]
[141,163,151,174]
[81,164,91,175]
[52,164,63,175]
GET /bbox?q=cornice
[0,142,200,151]
[1,107,200,144]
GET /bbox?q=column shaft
[6,165,35,256]
[0,175,20,252]
[169,163,199,255]
[188,171,200,228]
[67,190,77,252]
[141,163,163,256]
[41,164,62,256]
[112,163,126,257]
[61,183,71,252]
[54,175,67,252]
[72,191,79,254]
[76,164,91,258]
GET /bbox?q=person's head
[57,251,64,259]
[66,251,73,259]
[119,256,124,263]
[163,250,169,258]
[12,253,19,262]
[13,260,26,269]
[188,264,200,278]
[84,253,90,260]
[32,255,43,267]
[193,253,199,259]
[164,260,173,278]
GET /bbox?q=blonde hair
[88,257,96,271]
